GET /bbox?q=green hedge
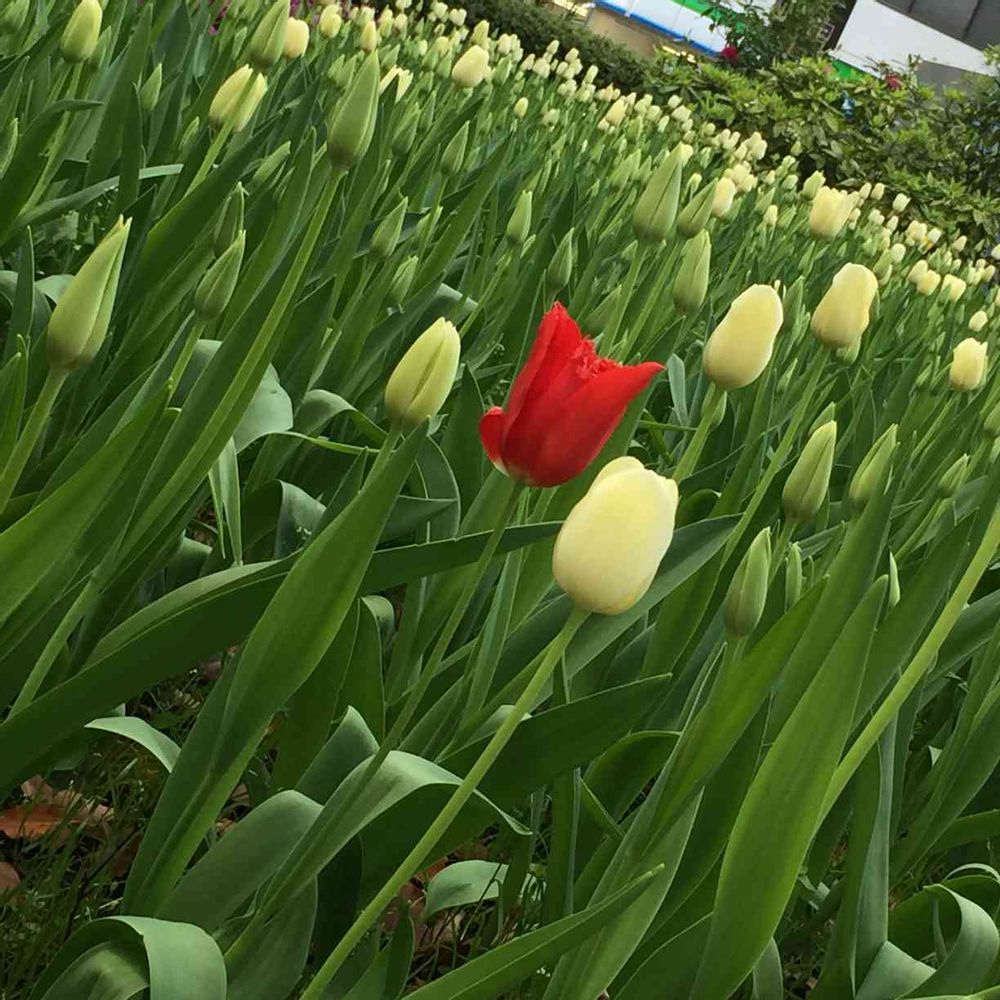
[454,0,999,242]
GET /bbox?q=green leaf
[423,860,511,919]
[85,716,180,772]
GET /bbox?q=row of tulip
[1,1,999,998]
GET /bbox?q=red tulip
[479,303,663,487]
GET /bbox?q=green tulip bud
[389,255,418,307]
[385,317,461,428]
[391,102,419,155]
[632,145,683,244]
[808,403,836,437]
[872,249,893,282]
[441,120,470,176]
[194,231,246,320]
[327,51,380,170]
[0,0,30,36]
[47,218,131,371]
[675,180,716,238]
[937,453,969,499]
[547,227,575,291]
[724,528,771,639]
[209,66,268,133]
[249,0,290,71]
[179,116,201,159]
[586,285,622,336]
[139,63,163,115]
[848,424,897,515]
[60,0,102,63]
[781,276,805,329]
[785,542,803,610]
[327,54,350,89]
[505,190,532,246]
[435,50,453,79]
[672,231,711,314]
[371,197,408,260]
[0,118,18,179]
[782,420,837,523]
[214,184,245,256]
[985,400,1000,440]
[887,552,901,608]
[248,141,291,192]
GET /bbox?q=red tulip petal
[506,302,582,425]
[479,406,507,467]
[527,361,664,487]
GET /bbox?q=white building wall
[832,0,990,74]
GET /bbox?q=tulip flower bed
[1,1,1000,998]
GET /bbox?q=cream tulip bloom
[553,458,679,615]
[809,187,852,239]
[208,66,268,133]
[703,284,784,390]
[452,43,489,87]
[916,269,941,295]
[949,338,988,391]
[712,177,737,218]
[283,18,309,58]
[811,263,879,350]
[941,274,967,301]
[969,310,988,333]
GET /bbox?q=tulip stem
[223,478,523,970]
[768,520,796,584]
[821,494,1000,819]
[0,367,68,514]
[607,243,648,352]
[672,382,724,484]
[298,606,589,1000]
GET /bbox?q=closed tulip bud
[585,284,623,336]
[672,231,711,314]
[48,218,131,371]
[603,98,627,128]
[785,542,804,610]
[676,180,716,238]
[553,458,679,615]
[391,102,419,155]
[984,400,1000,440]
[724,528,771,639]
[0,118,18,178]
[872,182,885,200]
[547,227,575,291]
[385,318,461,428]
[506,190,532,246]
[542,108,559,127]
[139,63,163,115]
[214,184,245,255]
[888,242,905,264]
[927,226,942,245]
[802,171,825,199]
[194,231,246,320]
[513,96,529,118]
[327,51,380,170]
[848,425,897,515]
[283,18,309,58]
[703,284,783,390]
[969,310,988,333]
[209,66,268,132]
[0,0,30,35]
[388,255,418,307]
[319,6,342,36]
[949,338,987,391]
[359,19,378,51]
[441,120,469,175]
[712,176,737,218]
[632,146,682,244]
[249,0,289,71]
[782,420,836,522]
[370,197,408,260]
[248,141,290,192]
[178,116,201,159]
[872,250,892,283]
[811,263,879,350]
[907,259,928,284]
[471,18,489,44]
[892,193,910,212]
[938,453,969,498]
[60,0,102,63]
[452,43,489,87]
[809,186,852,239]
[941,274,967,301]
[916,269,941,295]
[761,204,778,228]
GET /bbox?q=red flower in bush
[721,44,740,65]
[885,74,902,91]
[479,303,663,487]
